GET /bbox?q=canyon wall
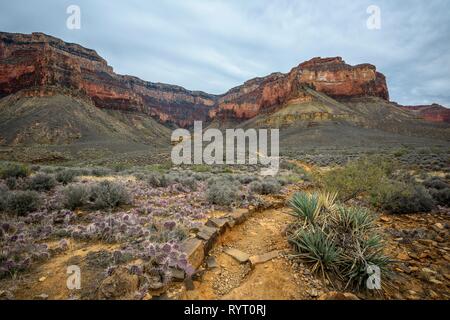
[213,57,389,121]
[398,104,450,123]
[0,32,393,126]
[0,32,216,127]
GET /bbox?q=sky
[1,0,449,106]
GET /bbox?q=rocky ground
[180,207,325,300]
[0,164,448,300]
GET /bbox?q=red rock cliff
[0,32,390,125]
[0,32,216,127]
[398,104,450,123]
[213,57,389,120]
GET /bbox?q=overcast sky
[1,0,449,106]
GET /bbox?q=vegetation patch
[288,191,391,290]
[5,190,41,216]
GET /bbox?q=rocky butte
[1,31,447,126]
[212,56,389,121]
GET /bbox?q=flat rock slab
[206,218,229,232]
[224,248,250,263]
[170,268,186,281]
[196,225,218,241]
[196,225,219,253]
[229,209,249,225]
[182,238,205,270]
[249,251,281,267]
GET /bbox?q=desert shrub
[429,188,450,206]
[370,181,434,214]
[63,184,90,210]
[191,164,211,173]
[249,178,281,195]
[206,178,239,206]
[143,162,172,173]
[238,175,258,185]
[91,167,112,177]
[111,163,130,173]
[6,191,41,215]
[180,176,198,191]
[0,163,30,179]
[193,172,211,181]
[249,180,263,194]
[423,177,449,190]
[30,165,41,172]
[147,172,175,188]
[0,184,8,211]
[260,177,282,195]
[288,191,390,290]
[5,177,17,190]
[39,166,61,174]
[90,181,131,209]
[56,169,78,185]
[27,173,56,192]
[320,157,395,202]
[393,149,408,158]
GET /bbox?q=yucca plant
[290,227,341,279]
[289,192,321,225]
[338,235,390,290]
[317,191,339,213]
[288,190,392,291]
[334,206,377,234]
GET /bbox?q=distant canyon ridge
[0,31,448,127]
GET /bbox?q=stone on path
[206,256,218,269]
[249,251,281,268]
[224,248,250,263]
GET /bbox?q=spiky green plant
[338,234,390,290]
[317,191,338,212]
[287,191,392,291]
[290,227,341,278]
[334,206,377,234]
[289,192,321,224]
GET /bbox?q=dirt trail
[182,207,327,300]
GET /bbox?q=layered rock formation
[0,32,393,126]
[0,32,216,127]
[213,57,389,121]
[398,104,450,123]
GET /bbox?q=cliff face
[213,57,389,121]
[0,32,390,126]
[0,32,216,127]
[398,104,450,123]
